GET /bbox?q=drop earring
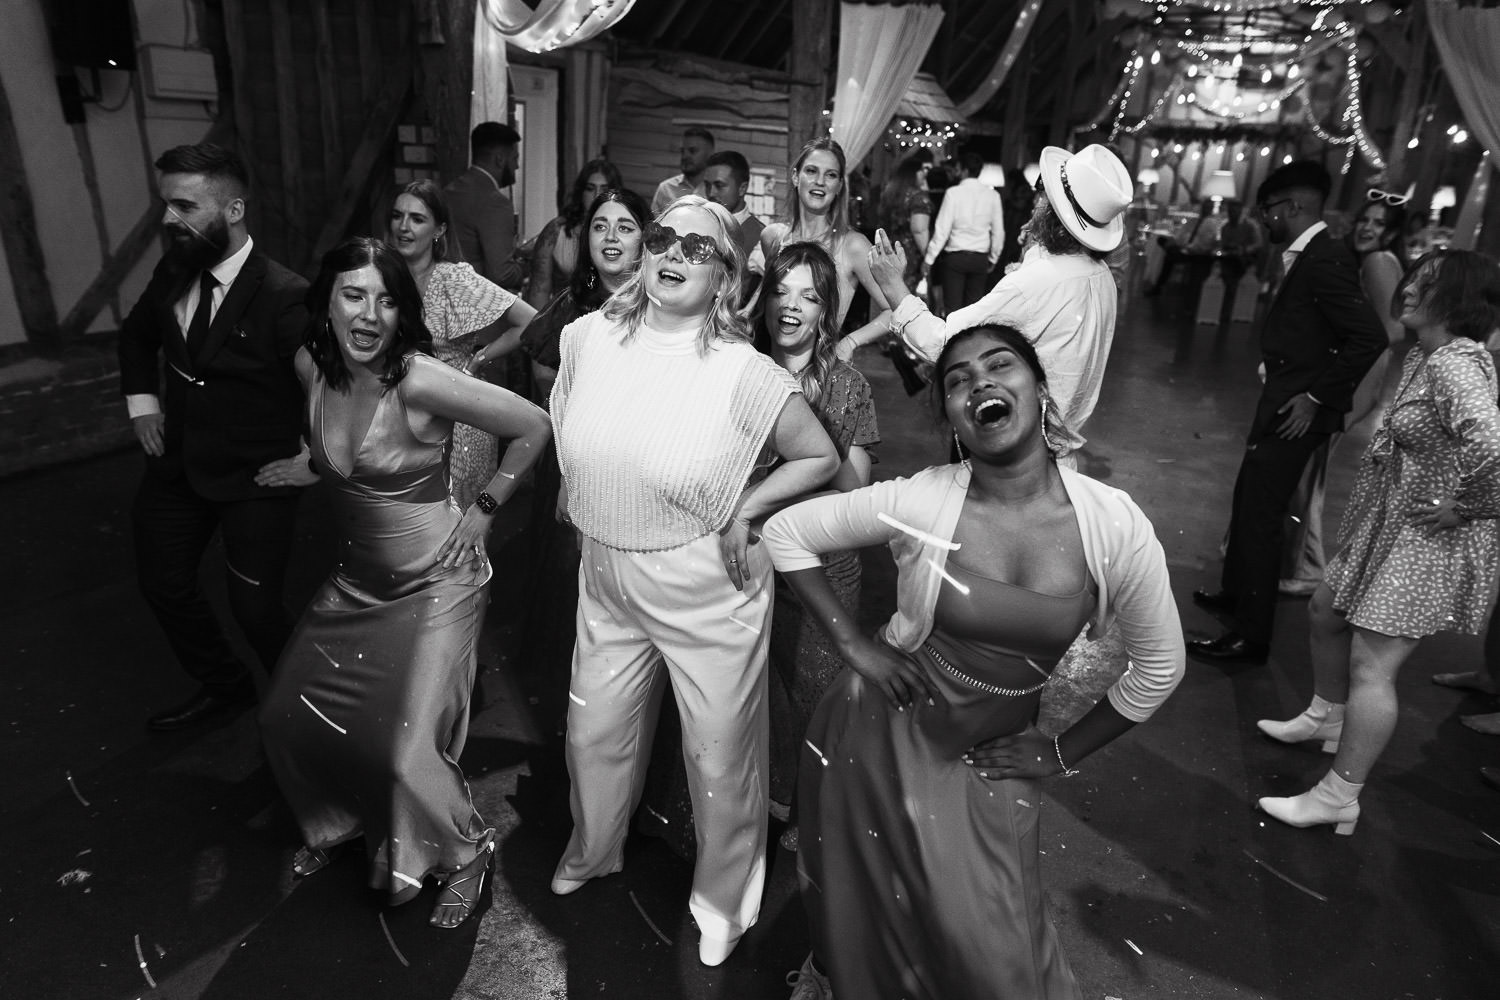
[1039,395,1058,455]
[953,430,970,469]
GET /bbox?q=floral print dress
[1326,338,1500,637]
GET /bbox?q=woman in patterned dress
[389,180,536,507]
[754,242,879,847]
[1258,249,1500,834]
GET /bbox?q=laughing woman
[388,180,536,508]
[764,324,1183,999]
[549,196,839,966]
[261,238,550,929]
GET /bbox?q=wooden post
[0,66,60,349]
[416,0,479,182]
[789,0,834,159]
[1001,65,1029,168]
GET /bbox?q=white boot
[1257,694,1344,753]
[1258,770,1362,835]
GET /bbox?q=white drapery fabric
[1428,0,1500,249]
[956,0,1045,119]
[481,0,636,52]
[829,1,945,170]
[472,1,631,145]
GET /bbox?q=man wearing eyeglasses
[1189,160,1387,664]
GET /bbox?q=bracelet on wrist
[1053,736,1079,777]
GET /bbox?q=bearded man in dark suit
[118,143,316,730]
[1189,161,1388,664]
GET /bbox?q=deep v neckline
[318,377,387,481]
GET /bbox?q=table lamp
[1430,185,1456,226]
[1202,170,1236,214]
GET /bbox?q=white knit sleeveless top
[551,310,799,551]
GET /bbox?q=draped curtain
[956,0,1045,119]
[829,1,945,170]
[472,0,633,145]
[1428,0,1500,248]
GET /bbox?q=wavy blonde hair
[786,137,850,236]
[602,195,751,353]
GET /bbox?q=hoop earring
[586,269,596,290]
[1040,396,1058,456]
[954,430,970,469]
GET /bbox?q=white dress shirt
[126,236,256,419]
[924,177,1006,268]
[1281,220,1326,276]
[891,246,1118,443]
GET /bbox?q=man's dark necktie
[186,271,217,358]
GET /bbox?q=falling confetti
[56,869,91,886]
[65,771,91,808]
[727,615,761,633]
[299,695,347,734]
[1241,849,1328,902]
[1125,939,1143,956]
[628,890,673,946]
[1480,830,1500,850]
[926,557,971,596]
[568,691,587,707]
[134,933,158,988]
[377,912,411,967]
[876,512,961,551]
[804,738,830,766]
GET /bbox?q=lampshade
[1431,185,1457,210]
[1202,170,1237,201]
[1137,167,1161,186]
[1022,162,1041,187]
[977,163,1006,188]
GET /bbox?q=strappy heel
[292,843,343,879]
[429,835,496,928]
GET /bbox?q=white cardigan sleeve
[763,477,910,572]
[1100,501,1186,722]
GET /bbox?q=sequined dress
[261,369,492,896]
[1326,338,1500,637]
[798,561,1094,999]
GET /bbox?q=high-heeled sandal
[429,835,496,928]
[292,843,343,879]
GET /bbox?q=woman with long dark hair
[260,237,550,928]
[1258,249,1500,833]
[765,323,1183,998]
[525,158,625,309]
[387,179,536,507]
[878,154,933,291]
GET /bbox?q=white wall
[0,0,215,347]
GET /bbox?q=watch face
[475,491,498,514]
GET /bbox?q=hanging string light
[1109,48,1147,140]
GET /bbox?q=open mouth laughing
[973,396,1012,427]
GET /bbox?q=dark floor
[3,273,1499,1000]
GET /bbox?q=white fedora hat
[1039,144,1132,253]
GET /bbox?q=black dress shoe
[1187,631,1269,664]
[147,688,255,732]
[1192,589,1237,612]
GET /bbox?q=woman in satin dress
[260,237,550,928]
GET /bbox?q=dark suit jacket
[1252,228,1388,439]
[444,167,524,291]
[118,249,309,502]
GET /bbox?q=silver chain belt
[923,643,1048,697]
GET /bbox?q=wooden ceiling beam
[710,3,764,60]
[943,0,1072,97]
[737,0,793,71]
[647,0,692,45]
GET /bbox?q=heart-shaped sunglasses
[643,222,723,264]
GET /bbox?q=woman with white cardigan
[764,323,1184,1000]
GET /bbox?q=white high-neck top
[552,310,798,551]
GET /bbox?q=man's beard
[162,211,231,282]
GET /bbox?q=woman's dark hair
[569,187,651,306]
[929,324,1048,424]
[392,179,451,260]
[1394,248,1500,342]
[879,154,926,233]
[304,237,432,390]
[561,158,624,236]
[1348,197,1408,268]
[753,242,842,412]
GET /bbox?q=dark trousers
[939,250,992,313]
[1220,429,1330,644]
[132,469,299,692]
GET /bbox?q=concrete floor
[3,279,1499,1000]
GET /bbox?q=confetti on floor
[377,912,410,967]
[628,890,673,946]
[65,770,90,808]
[1241,848,1329,903]
[134,933,158,988]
